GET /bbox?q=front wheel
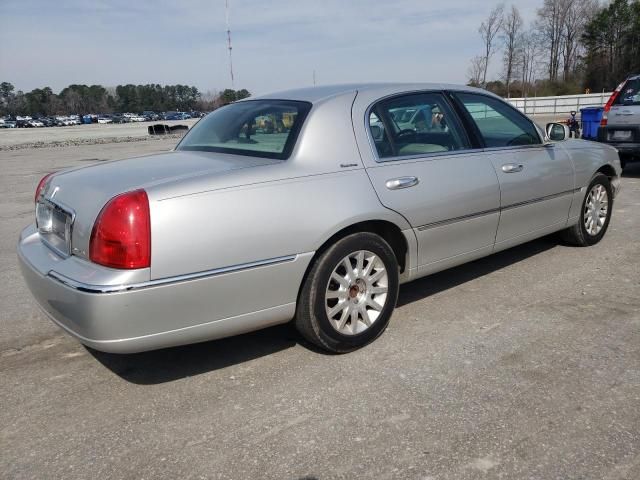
[561,173,613,246]
[295,232,400,353]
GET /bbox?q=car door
[358,91,501,275]
[451,91,575,250]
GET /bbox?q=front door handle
[385,176,419,190]
[502,163,524,173]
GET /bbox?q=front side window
[177,100,312,159]
[369,92,468,159]
[455,92,541,148]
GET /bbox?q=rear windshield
[614,78,640,106]
[177,100,312,159]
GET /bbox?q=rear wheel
[295,232,399,353]
[561,173,612,247]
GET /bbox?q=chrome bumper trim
[47,254,298,294]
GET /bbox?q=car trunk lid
[38,150,279,259]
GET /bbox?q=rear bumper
[18,225,311,353]
[598,126,640,157]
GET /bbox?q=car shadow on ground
[90,235,560,385]
[396,235,558,307]
[621,161,640,178]
[88,323,299,385]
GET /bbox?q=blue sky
[0,0,542,95]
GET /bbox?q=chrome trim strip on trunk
[417,188,580,231]
[47,255,298,294]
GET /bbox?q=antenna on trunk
[225,0,234,88]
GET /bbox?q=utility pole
[313,70,316,86]
[225,0,234,88]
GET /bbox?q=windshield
[614,78,640,106]
[177,100,312,159]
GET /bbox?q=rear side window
[177,100,311,160]
[455,92,541,148]
[368,92,468,159]
[614,78,640,106]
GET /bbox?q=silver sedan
[18,83,622,353]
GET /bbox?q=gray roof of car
[252,82,492,104]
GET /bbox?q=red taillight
[601,80,627,126]
[89,189,151,269]
[35,173,54,203]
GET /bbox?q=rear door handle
[385,176,419,190]
[501,163,524,173]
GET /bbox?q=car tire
[561,173,613,247]
[295,232,400,353]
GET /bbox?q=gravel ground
[1,139,639,479]
[0,133,187,151]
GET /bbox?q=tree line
[0,82,251,116]
[468,0,640,97]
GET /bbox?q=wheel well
[294,220,409,312]
[317,220,408,273]
[304,220,408,277]
[597,164,617,180]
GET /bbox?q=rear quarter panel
[148,169,411,279]
[147,91,412,280]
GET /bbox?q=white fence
[507,92,612,116]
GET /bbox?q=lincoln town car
[18,83,622,353]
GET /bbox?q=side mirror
[546,123,570,141]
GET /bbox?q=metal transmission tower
[225,0,234,88]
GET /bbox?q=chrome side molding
[48,254,298,294]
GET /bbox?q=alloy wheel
[584,184,608,236]
[324,250,389,335]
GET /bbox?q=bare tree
[536,0,572,82]
[501,5,524,97]
[561,0,599,81]
[468,56,487,86]
[479,4,505,86]
[519,29,543,97]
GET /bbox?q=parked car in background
[54,116,80,126]
[26,119,45,127]
[598,74,640,169]
[123,113,145,122]
[1,120,16,128]
[110,114,130,124]
[97,116,113,124]
[164,111,191,120]
[142,111,160,121]
[39,117,57,127]
[19,83,621,354]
